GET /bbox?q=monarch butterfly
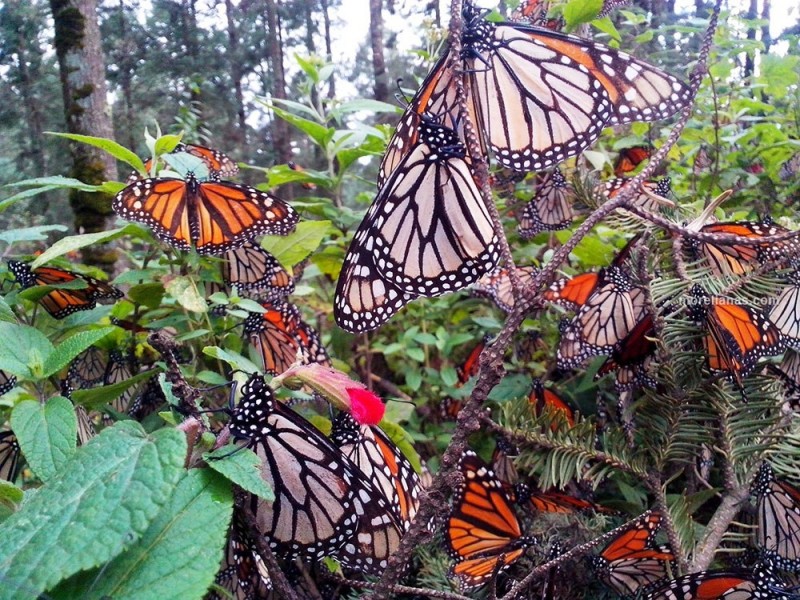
[74,404,96,446]
[228,373,402,571]
[692,146,712,177]
[529,378,575,427]
[557,267,639,369]
[127,375,166,421]
[642,565,795,600]
[287,161,318,191]
[516,483,609,514]
[769,350,800,411]
[543,234,642,310]
[336,117,498,333]
[517,168,574,238]
[752,462,800,572]
[0,429,21,482]
[472,266,538,313]
[0,370,17,396]
[613,145,652,177]
[381,4,690,182]
[510,0,563,30]
[447,450,537,591]
[589,511,674,596]
[128,143,240,184]
[688,285,785,386]
[491,435,520,487]
[596,311,658,391]
[67,347,108,390]
[104,350,139,415]
[598,176,673,212]
[687,218,798,277]
[113,173,299,256]
[440,336,490,420]
[331,411,421,529]
[8,260,122,319]
[780,153,800,182]
[769,270,800,345]
[211,516,272,600]
[244,301,330,376]
[222,241,295,299]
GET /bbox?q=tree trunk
[369,0,389,102]
[320,0,336,99]
[225,0,247,151]
[743,0,757,80]
[12,6,47,178]
[49,0,119,271]
[265,0,292,167]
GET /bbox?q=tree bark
[265,0,292,166]
[225,0,247,150]
[743,0,757,79]
[50,0,119,271]
[369,0,389,102]
[320,0,336,99]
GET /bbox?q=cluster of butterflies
[211,372,423,597]
[444,446,800,598]
[333,0,692,333]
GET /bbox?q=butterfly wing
[183,143,239,179]
[472,266,538,312]
[752,462,800,571]
[371,119,499,296]
[230,374,394,566]
[518,168,574,237]
[447,450,534,590]
[0,430,21,482]
[331,412,422,529]
[222,241,295,298]
[0,370,17,396]
[462,9,690,171]
[113,178,298,255]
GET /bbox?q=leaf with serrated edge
[11,397,77,483]
[50,469,232,600]
[205,446,274,501]
[0,422,185,600]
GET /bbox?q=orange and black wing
[447,450,535,590]
[752,462,800,570]
[529,379,574,427]
[614,145,652,177]
[590,512,674,596]
[223,241,295,299]
[472,266,538,313]
[113,177,298,255]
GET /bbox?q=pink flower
[273,363,385,425]
[347,387,385,426]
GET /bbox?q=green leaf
[0,322,54,379]
[42,327,116,377]
[592,17,621,41]
[157,374,179,407]
[10,397,77,483]
[0,185,62,211]
[205,446,274,501]
[406,348,425,362]
[329,99,402,119]
[269,105,333,147]
[0,422,185,600]
[46,133,146,172]
[30,228,128,269]
[71,369,154,411]
[0,297,16,323]
[260,221,332,268]
[202,346,261,375]
[153,134,183,157]
[127,282,165,309]
[563,0,602,26]
[0,481,24,521]
[51,469,232,600]
[0,225,69,245]
[165,276,207,314]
